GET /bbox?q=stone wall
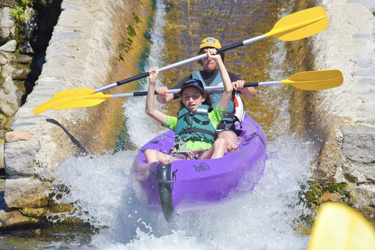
[0,0,62,172]
[290,0,375,223]
[0,0,153,227]
[314,0,375,222]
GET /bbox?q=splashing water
[46,134,316,249]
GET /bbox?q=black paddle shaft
[114,42,246,88]
[129,82,259,97]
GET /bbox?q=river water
[1,0,320,249]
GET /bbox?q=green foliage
[150,0,156,11]
[137,0,144,6]
[119,42,126,49]
[11,6,26,21]
[132,12,141,24]
[118,52,124,62]
[127,25,136,37]
[328,182,346,193]
[10,0,33,22]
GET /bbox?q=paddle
[33,70,343,114]
[35,7,328,103]
[307,202,375,249]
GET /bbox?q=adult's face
[200,47,218,72]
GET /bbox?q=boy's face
[181,87,205,111]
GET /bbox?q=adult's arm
[228,72,256,99]
[156,75,191,104]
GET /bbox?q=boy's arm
[207,50,232,111]
[145,67,168,125]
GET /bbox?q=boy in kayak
[144,48,233,164]
[156,37,256,151]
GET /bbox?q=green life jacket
[192,71,236,129]
[174,104,217,149]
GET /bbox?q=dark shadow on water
[46,119,87,153]
[0,191,6,211]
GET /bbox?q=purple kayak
[131,114,267,222]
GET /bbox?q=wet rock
[4,143,40,176]
[17,54,33,64]
[5,131,33,142]
[319,191,341,203]
[342,126,375,163]
[24,7,36,41]
[12,65,30,80]
[19,41,34,54]
[0,116,7,130]
[0,209,39,228]
[4,176,50,208]
[0,129,6,139]
[0,40,17,52]
[20,207,49,218]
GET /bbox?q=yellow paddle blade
[53,92,112,110]
[33,99,58,115]
[308,202,375,250]
[51,88,95,100]
[33,88,96,114]
[266,7,328,41]
[282,70,343,90]
[33,92,111,114]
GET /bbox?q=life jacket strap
[177,127,217,139]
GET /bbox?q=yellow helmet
[199,37,221,49]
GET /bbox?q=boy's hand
[148,66,159,85]
[205,48,221,61]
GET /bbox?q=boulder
[342,126,375,163]
[11,65,30,80]
[4,176,50,208]
[0,209,39,228]
[0,40,17,52]
[4,142,40,176]
[0,81,22,117]
[0,7,15,44]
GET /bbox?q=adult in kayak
[156,37,256,151]
[144,48,233,164]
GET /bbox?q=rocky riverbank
[0,0,62,146]
[314,0,375,222]
[0,0,154,228]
